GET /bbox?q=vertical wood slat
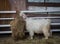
[0,0,11,11]
[0,0,27,31]
[0,0,27,24]
[0,0,11,25]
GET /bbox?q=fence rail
[0,23,60,27]
[0,11,16,13]
[0,11,60,34]
[0,29,60,34]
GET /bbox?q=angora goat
[10,10,25,40]
[25,18,51,39]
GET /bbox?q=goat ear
[20,13,27,19]
[22,14,27,19]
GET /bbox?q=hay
[0,36,60,44]
[10,10,26,40]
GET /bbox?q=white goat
[20,13,51,39]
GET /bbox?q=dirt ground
[0,32,60,44]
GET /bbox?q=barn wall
[0,0,11,11]
[0,0,27,24]
[0,0,27,31]
[9,0,27,10]
[26,0,60,30]
[0,0,11,24]
[0,0,60,31]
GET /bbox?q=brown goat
[10,10,25,40]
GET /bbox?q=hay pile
[10,10,26,40]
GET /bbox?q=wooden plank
[0,29,60,34]
[0,31,12,34]
[26,14,60,17]
[21,10,60,13]
[51,23,60,25]
[0,23,60,27]
[0,10,60,13]
[27,17,60,19]
[0,18,14,20]
[51,29,60,32]
[27,2,44,6]
[0,11,16,13]
[27,2,60,7]
[0,25,10,27]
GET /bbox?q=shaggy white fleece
[25,18,51,39]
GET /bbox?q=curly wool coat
[10,11,26,40]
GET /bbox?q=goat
[20,13,52,39]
